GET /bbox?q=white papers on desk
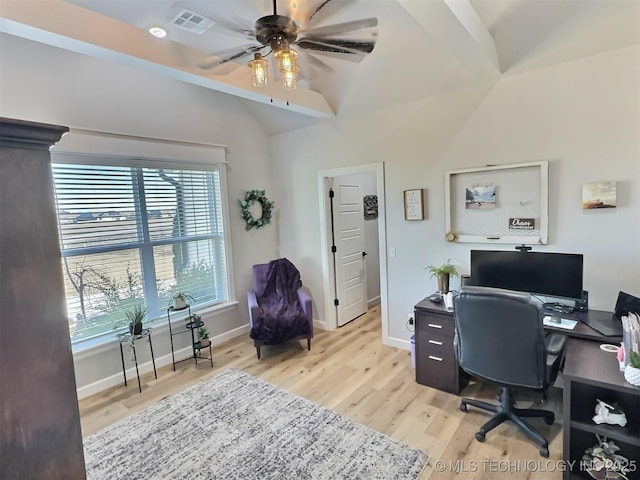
[444,292,454,311]
[543,316,577,330]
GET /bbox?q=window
[51,133,231,344]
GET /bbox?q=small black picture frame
[363,195,378,220]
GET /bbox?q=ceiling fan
[198,0,378,90]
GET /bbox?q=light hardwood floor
[79,306,564,479]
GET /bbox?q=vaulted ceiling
[1,0,638,134]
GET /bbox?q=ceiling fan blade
[297,38,376,58]
[307,0,356,25]
[198,45,265,70]
[209,17,256,39]
[301,17,378,38]
[299,51,334,73]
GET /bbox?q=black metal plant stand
[167,304,213,370]
[117,328,157,393]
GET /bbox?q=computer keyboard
[544,303,574,314]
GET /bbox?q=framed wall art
[363,194,378,220]
[582,181,616,209]
[404,189,425,221]
[444,161,549,244]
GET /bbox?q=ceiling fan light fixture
[281,68,299,90]
[225,1,376,93]
[274,47,298,73]
[248,53,269,87]
[274,45,300,90]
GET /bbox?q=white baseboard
[383,335,410,351]
[214,323,250,345]
[76,323,250,400]
[367,296,381,308]
[76,349,186,400]
[313,318,328,331]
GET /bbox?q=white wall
[0,35,279,394]
[271,46,640,344]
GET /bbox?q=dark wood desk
[544,308,622,342]
[413,298,618,394]
[414,297,638,476]
[562,338,640,479]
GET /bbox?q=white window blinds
[50,131,231,344]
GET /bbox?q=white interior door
[334,182,367,326]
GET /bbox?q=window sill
[71,300,239,360]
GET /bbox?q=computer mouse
[428,293,443,303]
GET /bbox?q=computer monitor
[469,250,584,301]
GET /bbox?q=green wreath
[240,189,274,231]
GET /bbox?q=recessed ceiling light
[148,26,167,38]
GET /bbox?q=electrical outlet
[407,313,414,325]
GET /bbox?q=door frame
[317,162,390,344]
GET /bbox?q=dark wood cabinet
[414,299,467,395]
[1,118,86,479]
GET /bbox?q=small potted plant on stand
[169,291,194,310]
[197,326,210,348]
[425,259,459,294]
[114,303,147,344]
[186,313,202,328]
[126,303,146,336]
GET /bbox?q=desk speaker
[575,290,589,312]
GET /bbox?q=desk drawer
[416,351,459,394]
[423,336,455,364]
[414,306,465,394]
[420,314,454,337]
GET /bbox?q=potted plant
[425,259,459,294]
[114,303,147,339]
[185,313,202,328]
[623,350,640,386]
[125,303,147,336]
[581,435,633,479]
[169,291,194,310]
[197,326,210,347]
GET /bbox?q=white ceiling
[1,0,638,134]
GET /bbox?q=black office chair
[453,286,566,457]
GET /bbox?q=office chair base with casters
[460,386,554,458]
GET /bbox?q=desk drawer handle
[428,340,443,346]
[428,355,443,362]
[427,323,443,329]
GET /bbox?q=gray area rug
[84,368,426,479]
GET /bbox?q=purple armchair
[247,259,313,359]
